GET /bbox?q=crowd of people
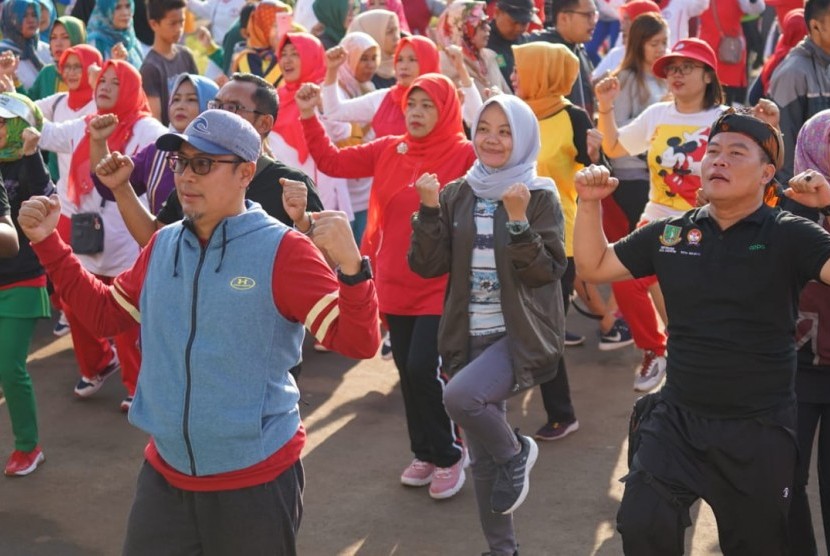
[1,0,830,554]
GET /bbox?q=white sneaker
[633,350,667,392]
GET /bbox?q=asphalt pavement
[0,314,825,556]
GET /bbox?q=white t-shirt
[39,115,167,276]
[268,113,354,219]
[35,94,97,215]
[618,101,724,213]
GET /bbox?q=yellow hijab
[512,42,579,120]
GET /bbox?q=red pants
[602,198,667,356]
[56,216,140,394]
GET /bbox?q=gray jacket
[769,38,830,182]
[408,179,567,390]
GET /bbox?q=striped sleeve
[273,231,381,360]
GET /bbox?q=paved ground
[0,314,825,555]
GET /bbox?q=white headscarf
[465,95,557,200]
[337,31,379,98]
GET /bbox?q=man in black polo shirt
[573,111,830,554]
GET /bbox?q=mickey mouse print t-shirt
[617,102,725,214]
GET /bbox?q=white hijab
[465,95,557,200]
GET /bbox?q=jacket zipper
[182,243,208,475]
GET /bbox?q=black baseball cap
[496,0,543,25]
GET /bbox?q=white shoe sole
[5,451,45,477]
[401,473,433,487]
[429,468,466,500]
[598,338,635,351]
[500,437,538,515]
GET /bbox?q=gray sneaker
[490,431,538,515]
[633,350,667,392]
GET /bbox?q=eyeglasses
[206,100,265,116]
[62,64,83,73]
[167,154,243,175]
[664,62,704,76]
[564,9,599,20]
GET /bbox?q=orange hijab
[363,73,472,258]
[273,32,326,163]
[512,42,579,120]
[68,60,152,206]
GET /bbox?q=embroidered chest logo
[686,228,702,246]
[230,277,256,291]
[659,224,683,247]
[748,243,766,251]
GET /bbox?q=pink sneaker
[429,456,466,500]
[400,459,434,487]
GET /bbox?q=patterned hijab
[0,92,43,162]
[435,1,488,74]
[795,110,830,177]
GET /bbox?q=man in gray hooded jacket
[769,0,830,182]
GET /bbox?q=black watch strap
[337,256,373,286]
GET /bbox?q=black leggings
[385,314,464,468]
[538,258,576,423]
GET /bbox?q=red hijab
[371,35,439,138]
[273,32,326,163]
[363,73,472,259]
[68,60,152,206]
[760,8,806,94]
[59,45,102,111]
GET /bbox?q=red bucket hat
[619,0,661,20]
[652,38,718,78]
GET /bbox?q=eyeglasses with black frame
[206,99,266,116]
[664,62,705,76]
[167,154,244,175]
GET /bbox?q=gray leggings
[443,334,522,556]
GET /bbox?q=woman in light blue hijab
[408,94,566,556]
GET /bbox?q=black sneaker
[490,431,538,515]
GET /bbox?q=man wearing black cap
[16,109,381,555]
[487,0,540,90]
[573,111,830,554]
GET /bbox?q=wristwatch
[506,220,530,235]
[337,256,373,285]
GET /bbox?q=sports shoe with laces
[633,350,667,392]
[598,319,634,351]
[491,431,538,515]
[534,419,579,441]
[429,455,466,500]
[5,446,44,477]
[52,312,70,337]
[400,459,434,487]
[74,354,120,398]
